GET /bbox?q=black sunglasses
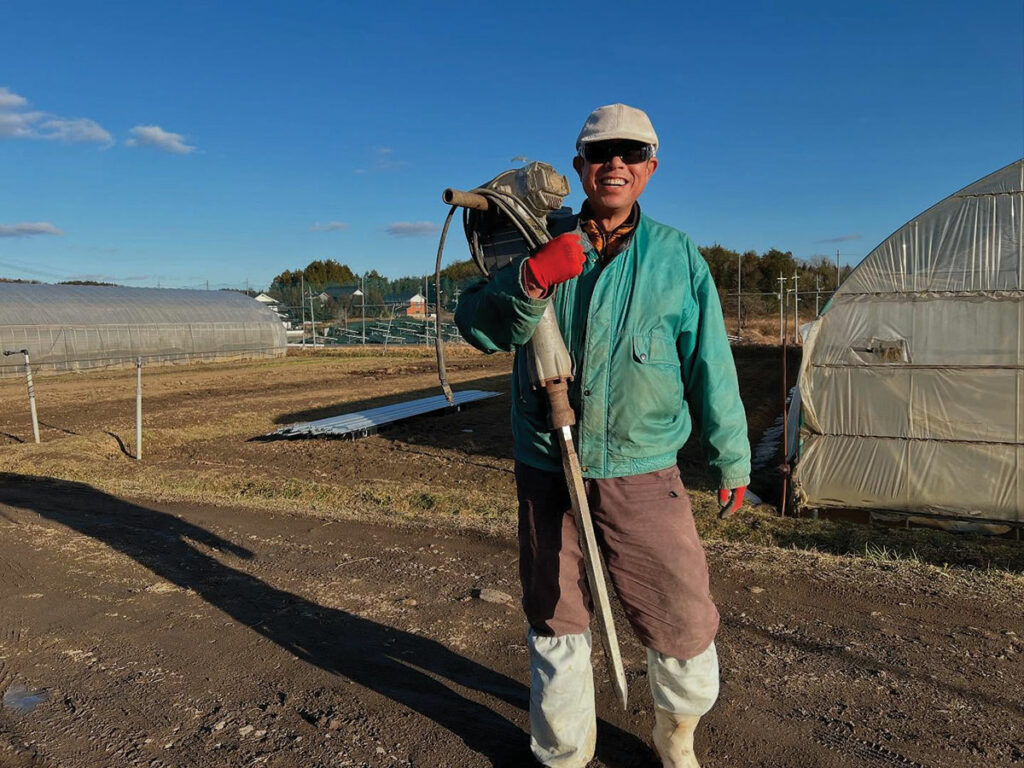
[578,141,654,165]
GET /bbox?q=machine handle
[442,188,489,211]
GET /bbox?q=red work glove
[522,233,586,295]
[718,486,747,519]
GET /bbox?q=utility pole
[836,249,841,291]
[300,274,306,347]
[736,252,742,339]
[815,275,821,316]
[361,274,366,346]
[777,274,786,344]
[792,273,800,343]
[309,288,317,346]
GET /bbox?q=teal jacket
[455,212,750,488]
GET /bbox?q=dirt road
[1,475,1020,767]
[0,349,1021,766]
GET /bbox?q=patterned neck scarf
[580,202,640,264]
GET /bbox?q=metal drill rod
[557,423,628,707]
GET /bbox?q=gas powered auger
[433,163,628,709]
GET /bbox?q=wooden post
[24,350,40,444]
[4,349,41,443]
[136,357,143,460]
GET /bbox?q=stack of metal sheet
[269,390,500,439]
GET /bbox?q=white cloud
[67,273,118,282]
[37,117,112,143]
[126,125,195,154]
[0,87,28,109]
[0,222,63,238]
[309,221,349,232]
[386,221,439,237]
[511,155,530,163]
[815,234,862,244]
[0,87,112,144]
[0,109,41,138]
[354,146,405,174]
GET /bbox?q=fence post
[4,349,40,443]
[136,356,143,460]
[24,351,39,443]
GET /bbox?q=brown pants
[516,461,719,661]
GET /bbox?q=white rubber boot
[528,629,596,767]
[652,708,701,768]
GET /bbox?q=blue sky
[1,0,1021,289]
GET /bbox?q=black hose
[433,184,552,406]
[434,205,458,405]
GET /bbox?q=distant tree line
[0,278,119,286]
[699,244,853,315]
[267,258,487,321]
[266,246,854,323]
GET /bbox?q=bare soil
[0,348,1021,767]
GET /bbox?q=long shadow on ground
[0,473,651,767]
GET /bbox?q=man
[455,104,749,768]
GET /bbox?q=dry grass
[1,347,1020,581]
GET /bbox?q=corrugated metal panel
[270,390,500,438]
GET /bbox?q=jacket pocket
[608,335,683,457]
[632,333,680,368]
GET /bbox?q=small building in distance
[0,284,287,377]
[405,292,427,318]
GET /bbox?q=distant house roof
[320,284,361,300]
[254,292,278,304]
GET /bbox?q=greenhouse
[793,158,1023,525]
[0,284,287,377]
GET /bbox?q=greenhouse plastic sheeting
[0,284,286,377]
[794,159,1024,523]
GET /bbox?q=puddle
[3,683,50,714]
[751,386,797,472]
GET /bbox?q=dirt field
[1,348,1021,767]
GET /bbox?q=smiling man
[456,104,750,767]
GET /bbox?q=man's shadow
[0,474,650,767]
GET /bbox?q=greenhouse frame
[793,158,1024,526]
[0,284,287,377]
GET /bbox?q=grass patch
[693,497,1023,576]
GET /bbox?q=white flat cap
[576,103,658,151]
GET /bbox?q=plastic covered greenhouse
[0,284,287,377]
[793,159,1023,526]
